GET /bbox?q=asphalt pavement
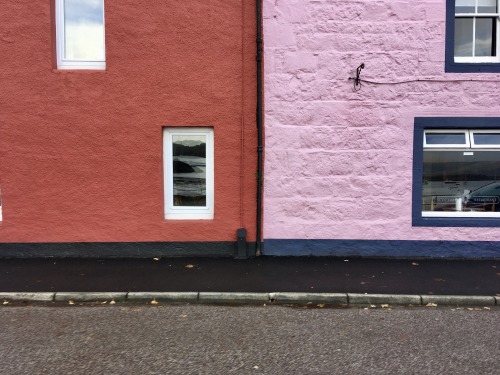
[0,304,498,374]
[0,257,498,295]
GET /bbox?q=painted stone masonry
[263,0,500,257]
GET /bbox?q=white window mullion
[472,17,477,56]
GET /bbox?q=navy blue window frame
[413,117,500,227]
[445,0,500,73]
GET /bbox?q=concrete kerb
[199,292,269,304]
[0,292,498,306]
[270,292,348,305]
[421,295,496,306]
[0,292,55,302]
[127,292,199,303]
[54,292,127,302]
[348,293,422,305]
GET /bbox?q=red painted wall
[0,1,257,243]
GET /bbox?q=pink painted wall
[263,0,500,242]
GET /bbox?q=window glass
[63,0,105,61]
[172,135,207,207]
[472,132,500,145]
[455,18,474,56]
[423,150,500,214]
[478,0,497,12]
[456,0,476,13]
[425,132,468,145]
[475,18,495,56]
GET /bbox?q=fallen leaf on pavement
[3,300,9,305]
[151,299,159,305]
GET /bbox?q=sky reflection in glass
[64,0,104,61]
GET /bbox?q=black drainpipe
[256,0,263,255]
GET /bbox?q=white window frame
[422,128,500,218]
[55,0,106,70]
[454,0,500,63]
[163,127,214,220]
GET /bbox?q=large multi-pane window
[423,130,500,217]
[446,0,500,72]
[55,0,106,70]
[413,118,500,227]
[454,0,500,62]
[163,128,214,220]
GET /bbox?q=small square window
[413,117,500,227]
[446,0,500,72]
[163,128,214,220]
[55,0,106,70]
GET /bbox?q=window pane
[478,0,497,13]
[425,132,467,145]
[64,0,105,61]
[475,18,495,56]
[455,18,474,56]
[423,150,500,213]
[172,135,207,207]
[473,133,500,144]
[456,0,476,13]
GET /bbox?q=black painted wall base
[0,242,257,259]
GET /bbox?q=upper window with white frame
[413,117,500,227]
[454,0,499,62]
[446,0,500,72]
[163,127,214,220]
[55,0,106,70]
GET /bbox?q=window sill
[445,61,500,73]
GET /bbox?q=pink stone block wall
[263,0,500,242]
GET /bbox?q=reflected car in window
[464,182,500,212]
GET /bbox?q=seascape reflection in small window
[164,127,214,220]
[172,135,207,207]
